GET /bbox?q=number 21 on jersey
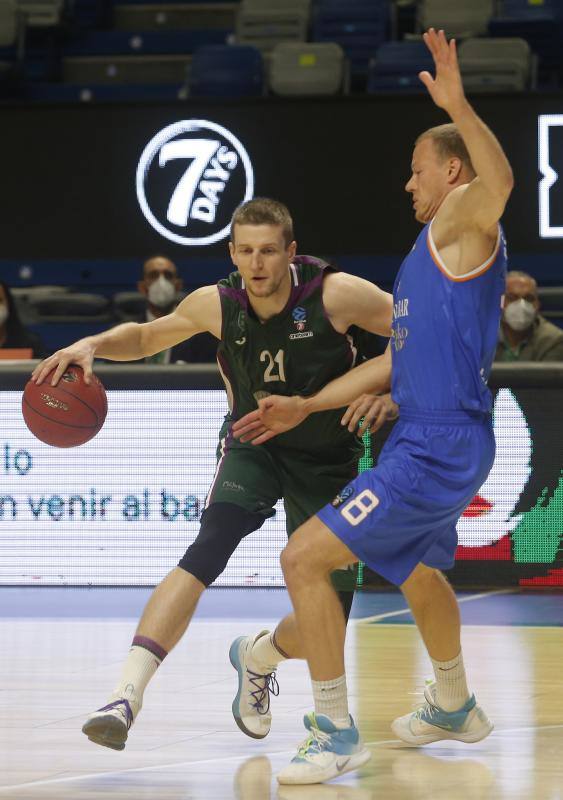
[260,349,286,383]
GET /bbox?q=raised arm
[32,285,221,385]
[421,28,514,232]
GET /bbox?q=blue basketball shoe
[391,682,493,746]
[277,713,371,785]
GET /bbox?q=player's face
[405,139,451,223]
[229,225,297,299]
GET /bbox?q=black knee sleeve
[178,502,267,587]
[337,589,355,623]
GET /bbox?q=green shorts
[206,428,361,590]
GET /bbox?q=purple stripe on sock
[132,635,168,662]
[272,629,291,660]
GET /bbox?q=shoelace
[297,726,332,758]
[247,670,279,715]
[413,700,440,723]
[97,699,134,730]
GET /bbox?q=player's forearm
[449,100,514,197]
[89,323,146,361]
[303,352,391,415]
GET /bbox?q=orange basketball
[22,365,107,447]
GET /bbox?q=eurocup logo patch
[136,119,255,246]
[292,306,307,332]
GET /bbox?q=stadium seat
[113,3,238,32]
[367,40,433,93]
[496,0,562,19]
[16,0,64,27]
[0,0,17,46]
[63,28,230,57]
[62,53,191,85]
[189,44,264,97]
[235,0,310,52]
[28,81,185,101]
[418,0,494,38]
[113,291,146,320]
[312,0,390,76]
[458,37,532,92]
[269,41,344,95]
[29,292,112,321]
[489,0,563,73]
[537,286,563,328]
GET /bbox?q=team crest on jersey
[331,486,354,508]
[290,306,313,340]
[392,325,408,352]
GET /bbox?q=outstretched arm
[233,346,392,444]
[32,286,220,385]
[421,28,514,231]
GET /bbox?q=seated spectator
[496,271,563,362]
[137,255,217,364]
[0,281,46,359]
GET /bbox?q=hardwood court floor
[0,590,561,800]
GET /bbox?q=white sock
[431,651,470,712]
[110,639,166,719]
[248,630,288,674]
[312,675,350,728]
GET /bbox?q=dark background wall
[1,94,562,269]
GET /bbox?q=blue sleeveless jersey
[391,220,507,413]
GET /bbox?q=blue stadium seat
[312,0,390,75]
[489,0,563,72]
[497,0,562,19]
[189,44,264,97]
[367,41,433,93]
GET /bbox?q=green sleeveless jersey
[216,256,363,459]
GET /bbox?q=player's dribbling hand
[31,340,96,386]
[232,395,308,445]
[341,393,399,436]
[419,28,465,114]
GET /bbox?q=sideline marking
[358,589,515,624]
[3,722,563,794]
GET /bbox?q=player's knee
[281,538,326,583]
[178,502,264,587]
[280,541,305,582]
[401,563,442,603]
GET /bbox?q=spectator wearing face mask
[0,280,47,359]
[495,271,563,362]
[137,255,217,364]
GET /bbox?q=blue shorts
[317,408,495,586]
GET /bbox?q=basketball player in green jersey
[32,198,394,751]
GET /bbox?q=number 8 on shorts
[340,490,379,526]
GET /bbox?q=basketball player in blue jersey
[233,28,513,784]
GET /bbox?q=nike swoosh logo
[336,757,351,772]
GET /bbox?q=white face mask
[0,305,8,326]
[147,275,176,310]
[504,298,537,332]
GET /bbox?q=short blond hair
[231,198,294,246]
[416,123,475,177]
